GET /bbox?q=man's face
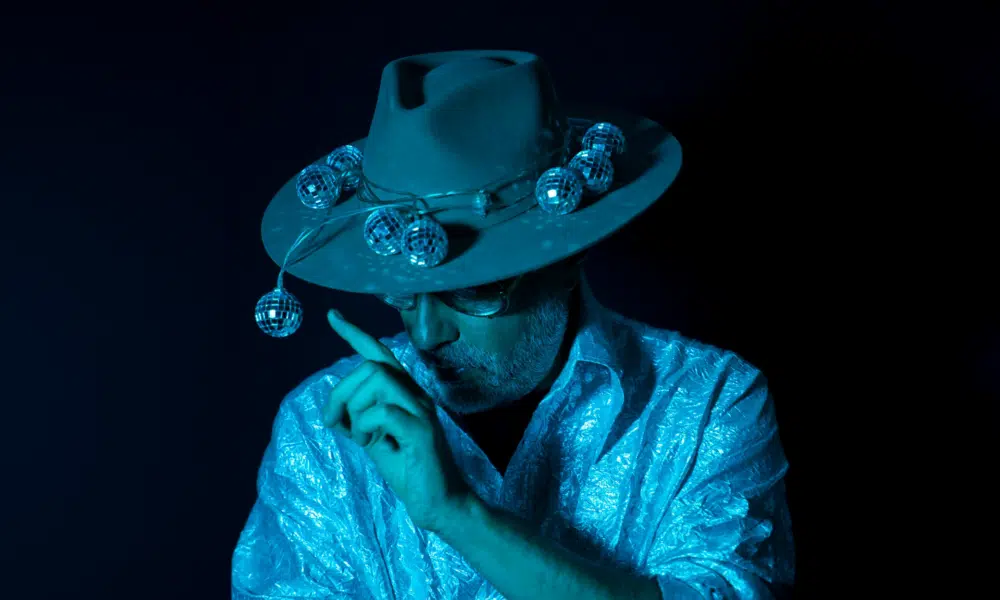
[398,265,577,415]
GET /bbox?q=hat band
[351,117,599,224]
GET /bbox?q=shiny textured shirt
[232,280,795,599]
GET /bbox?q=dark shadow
[395,59,432,109]
[440,222,480,265]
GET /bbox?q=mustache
[419,345,487,370]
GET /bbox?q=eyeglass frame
[376,251,588,318]
[376,273,526,318]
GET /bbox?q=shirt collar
[550,273,626,389]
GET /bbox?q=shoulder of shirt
[606,310,768,399]
[274,331,413,424]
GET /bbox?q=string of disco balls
[255,119,627,338]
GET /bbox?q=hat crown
[363,51,567,201]
[421,57,508,101]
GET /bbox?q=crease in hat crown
[361,50,567,207]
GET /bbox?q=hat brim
[260,107,681,295]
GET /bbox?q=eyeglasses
[378,274,525,318]
[378,252,588,318]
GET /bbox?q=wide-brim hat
[260,50,682,295]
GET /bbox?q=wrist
[434,489,483,541]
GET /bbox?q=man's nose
[408,294,458,352]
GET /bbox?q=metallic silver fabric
[232,279,795,599]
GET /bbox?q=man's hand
[322,309,473,534]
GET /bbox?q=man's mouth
[421,352,479,382]
[425,359,471,382]
[435,364,468,381]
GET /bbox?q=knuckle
[360,360,384,377]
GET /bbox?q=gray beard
[427,290,571,415]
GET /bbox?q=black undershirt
[447,389,546,476]
[444,285,582,477]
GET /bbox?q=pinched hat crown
[362,50,569,218]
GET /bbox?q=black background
[1,2,994,597]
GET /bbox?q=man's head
[383,254,586,415]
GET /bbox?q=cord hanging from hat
[254,120,627,338]
[254,200,415,338]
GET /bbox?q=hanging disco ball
[255,287,303,338]
[296,165,342,209]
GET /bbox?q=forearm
[437,493,661,600]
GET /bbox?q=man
[234,51,795,599]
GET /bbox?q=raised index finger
[326,309,403,369]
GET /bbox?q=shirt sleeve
[231,383,395,600]
[644,368,796,599]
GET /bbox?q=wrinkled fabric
[232,277,795,599]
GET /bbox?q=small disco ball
[325,145,364,191]
[296,165,342,209]
[255,287,303,338]
[582,122,627,156]
[364,207,415,256]
[403,217,449,268]
[535,167,584,215]
[568,150,615,195]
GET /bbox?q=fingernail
[327,309,341,321]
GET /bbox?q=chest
[458,401,539,476]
